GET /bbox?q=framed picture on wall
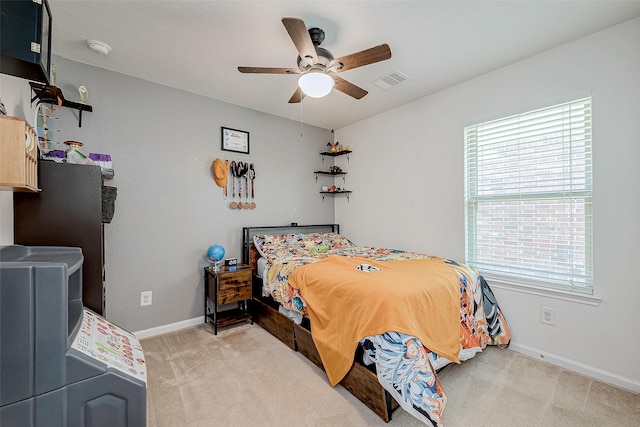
[221,127,250,154]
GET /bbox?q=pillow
[253,232,354,261]
[253,233,307,262]
[300,232,353,250]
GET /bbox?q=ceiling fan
[238,17,392,103]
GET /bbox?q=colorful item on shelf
[89,153,113,170]
[42,149,65,163]
[327,128,339,152]
[64,140,93,164]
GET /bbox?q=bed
[242,224,511,427]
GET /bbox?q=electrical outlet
[540,306,556,325]
[141,291,152,306]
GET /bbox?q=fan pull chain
[300,100,304,139]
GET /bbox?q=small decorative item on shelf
[206,244,225,272]
[329,166,342,173]
[78,85,88,103]
[327,128,340,153]
[64,141,92,164]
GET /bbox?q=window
[464,97,592,294]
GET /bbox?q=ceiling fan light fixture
[298,72,334,98]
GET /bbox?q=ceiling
[48,1,640,130]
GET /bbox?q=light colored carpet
[142,323,640,427]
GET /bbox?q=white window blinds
[464,97,593,293]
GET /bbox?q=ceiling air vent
[373,70,409,90]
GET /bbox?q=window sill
[483,274,602,306]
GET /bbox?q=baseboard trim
[134,316,204,339]
[509,343,640,393]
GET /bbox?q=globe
[207,245,225,263]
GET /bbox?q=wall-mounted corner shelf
[317,150,352,202]
[29,82,93,127]
[320,190,352,202]
[314,170,347,183]
[320,150,351,163]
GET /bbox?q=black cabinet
[0,0,52,83]
[14,162,106,314]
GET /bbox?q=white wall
[336,18,640,391]
[0,58,335,332]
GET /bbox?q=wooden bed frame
[242,224,400,422]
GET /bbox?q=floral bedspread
[253,233,511,427]
[257,233,432,315]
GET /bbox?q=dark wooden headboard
[242,224,340,275]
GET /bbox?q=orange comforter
[288,255,461,386]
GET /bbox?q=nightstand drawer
[216,269,251,304]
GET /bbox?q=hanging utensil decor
[229,160,238,209]
[249,163,256,209]
[236,161,245,209]
[223,160,256,211]
[243,162,250,209]
[224,159,229,199]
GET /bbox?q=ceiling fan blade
[332,75,368,100]
[288,86,305,104]
[238,66,300,74]
[328,44,392,72]
[282,17,318,65]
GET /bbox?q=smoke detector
[86,39,111,55]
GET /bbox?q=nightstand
[204,264,253,335]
